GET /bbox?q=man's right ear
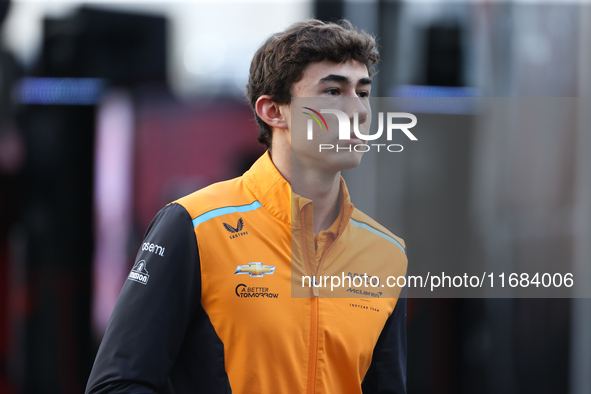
[255,95,288,130]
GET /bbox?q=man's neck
[293,170,341,235]
[270,149,341,235]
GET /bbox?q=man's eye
[358,91,370,98]
[325,88,340,96]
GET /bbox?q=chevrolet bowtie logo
[235,262,275,277]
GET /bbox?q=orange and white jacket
[86,151,408,394]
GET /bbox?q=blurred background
[0,0,590,393]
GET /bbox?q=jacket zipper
[301,207,318,394]
[313,204,353,294]
[303,204,354,393]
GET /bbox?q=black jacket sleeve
[362,296,407,394]
[86,203,200,394]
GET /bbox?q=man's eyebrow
[358,77,372,85]
[319,74,350,84]
[318,74,373,85]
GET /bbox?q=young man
[86,19,407,394]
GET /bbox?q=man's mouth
[346,136,364,145]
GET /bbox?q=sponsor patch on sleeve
[128,260,150,285]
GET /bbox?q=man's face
[285,59,372,175]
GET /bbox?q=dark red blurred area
[133,97,264,231]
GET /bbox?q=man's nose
[344,97,369,125]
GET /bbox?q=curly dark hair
[246,19,379,148]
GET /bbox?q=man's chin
[328,149,364,171]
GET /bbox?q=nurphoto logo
[302,107,418,153]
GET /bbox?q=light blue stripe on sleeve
[192,201,262,227]
[349,218,406,255]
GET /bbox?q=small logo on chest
[235,262,275,277]
[349,303,380,313]
[223,218,249,239]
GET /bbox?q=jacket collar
[291,177,353,235]
[243,151,292,226]
[243,151,353,234]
